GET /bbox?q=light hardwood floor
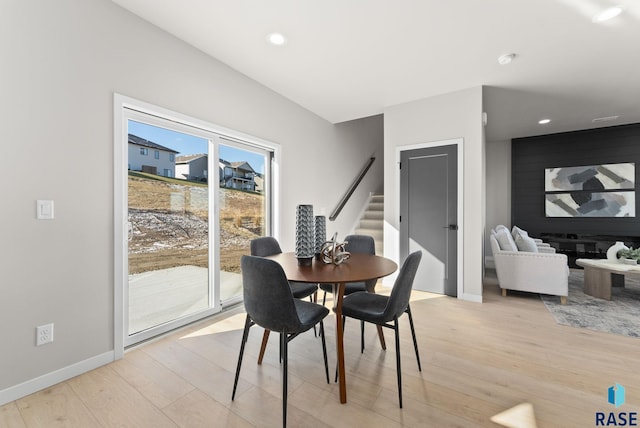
[2,282,639,427]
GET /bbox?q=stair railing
[329,156,375,221]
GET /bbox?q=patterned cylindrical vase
[295,204,314,266]
[314,215,326,259]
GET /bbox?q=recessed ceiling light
[267,32,287,46]
[539,119,551,125]
[592,6,623,23]
[498,53,516,65]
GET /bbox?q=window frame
[113,94,280,356]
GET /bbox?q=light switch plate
[37,200,54,220]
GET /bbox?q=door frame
[395,138,464,298]
[114,94,281,358]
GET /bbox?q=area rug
[540,269,640,338]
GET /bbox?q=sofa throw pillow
[495,227,518,251]
[511,225,529,239]
[494,224,509,235]
[515,233,539,253]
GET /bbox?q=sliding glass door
[120,105,274,347]
[218,139,270,304]
[127,119,212,337]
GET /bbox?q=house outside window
[169,154,175,162]
[219,160,257,191]
[128,134,178,177]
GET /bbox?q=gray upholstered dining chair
[340,250,423,408]
[319,234,379,353]
[232,255,330,428]
[251,236,319,362]
[251,237,319,300]
[319,234,377,303]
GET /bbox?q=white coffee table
[575,258,640,300]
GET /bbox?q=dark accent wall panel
[512,123,640,237]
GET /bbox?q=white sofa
[490,225,569,304]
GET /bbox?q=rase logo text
[596,384,637,427]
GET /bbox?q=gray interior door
[400,144,457,296]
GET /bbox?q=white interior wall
[485,140,512,261]
[0,0,382,403]
[383,87,485,301]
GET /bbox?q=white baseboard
[381,278,483,302]
[0,351,114,406]
[459,292,483,303]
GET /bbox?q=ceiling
[111,0,640,141]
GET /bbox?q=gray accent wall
[511,123,640,236]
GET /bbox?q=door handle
[443,224,458,231]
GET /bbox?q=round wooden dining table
[265,252,397,404]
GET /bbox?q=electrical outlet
[36,323,54,346]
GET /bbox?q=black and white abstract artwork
[546,191,635,217]
[545,163,635,191]
[544,163,635,217]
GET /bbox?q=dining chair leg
[394,317,403,408]
[232,315,252,400]
[281,332,288,428]
[406,305,422,371]
[319,321,329,383]
[311,295,317,337]
[359,320,384,353]
[258,329,270,365]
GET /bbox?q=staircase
[354,194,384,255]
